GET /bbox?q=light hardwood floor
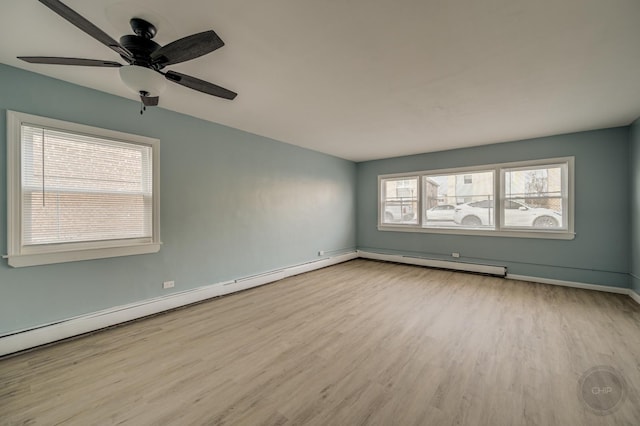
[1,259,640,425]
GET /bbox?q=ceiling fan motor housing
[119,36,160,68]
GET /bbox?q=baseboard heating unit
[357,250,507,277]
[0,251,358,357]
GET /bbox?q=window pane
[381,177,418,224]
[503,165,564,229]
[21,125,153,245]
[424,171,494,228]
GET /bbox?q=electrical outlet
[318,250,325,256]
[163,280,175,289]
[452,252,460,258]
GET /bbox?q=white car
[425,204,456,221]
[384,203,416,222]
[453,200,562,228]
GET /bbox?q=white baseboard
[507,274,630,295]
[2,250,637,357]
[357,250,507,276]
[357,250,639,304]
[0,251,357,357]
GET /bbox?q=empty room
[1,0,640,425]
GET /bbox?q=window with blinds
[21,125,153,245]
[7,111,160,267]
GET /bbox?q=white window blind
[20,125,153,246]
[7,111,160,267]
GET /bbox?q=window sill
[5,243,162,267]
[378,225,575,240]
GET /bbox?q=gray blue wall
[630,118,640,296]
[357,128,630,288]
[0,64,357,335]
[1,63,637,337]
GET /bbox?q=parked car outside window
[384,204,416,222]
[426,204,456,221]
[453,200,561,228]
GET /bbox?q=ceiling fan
[18,0,237,113]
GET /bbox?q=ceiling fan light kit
[19,0,237,114]
[119,65,166,96]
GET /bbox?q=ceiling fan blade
[141,95,159,107]
[151,30,224,67]
[165,71,237,100]
[38,0,132,59]
[18,56,122,67]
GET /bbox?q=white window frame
[6,111,161,267]
[379,175,420,226]
[378,157,575,240]
[500,161,569,231]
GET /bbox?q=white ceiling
[1,0,639,162]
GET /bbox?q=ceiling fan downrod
[140,90,148,115]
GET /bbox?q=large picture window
[379,157,574,239]
[7,111,161,267]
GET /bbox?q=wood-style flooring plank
[1,259,640,425]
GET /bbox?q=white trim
[378,157,575,181]
[5,110,161,267]
[378,174,420,226]
[506,274,630,294]
[357,250,507,276]
[378,156,575,240]
[7,111,21,260]
[6,243,162,267]
[377,225,576,240]
[3,250,637,358]
[0,251,357,357]
[357,251,638,302]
